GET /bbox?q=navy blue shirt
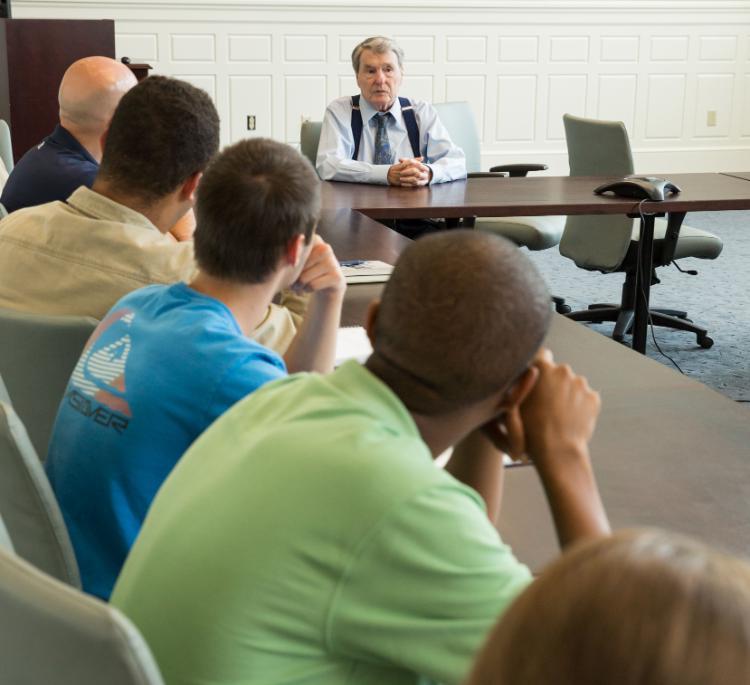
[0,125,98,213]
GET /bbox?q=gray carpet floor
[524,210,750,402]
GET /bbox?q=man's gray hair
[351,36,405,73]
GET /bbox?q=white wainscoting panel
[742,74,750,137]
[285,36,327,63]
[229,75,273,139]
[650,36,690,62]
[694,74,734,137]
[171,34,215,62]
[228,35,272,63]
[285,75,328,142]
[699,36,738,61]
[547,75,588,140]
[115,33,159,63]
[549,36,590,63]
[396,36,435,64]
[446,36,487,63]
[496,75,537,141]
[600,36,639,63]
[13,0,750,172]
[646,74,687,139]
[498,36,539,63]
[445,75,486,132]
[597,75,637,132]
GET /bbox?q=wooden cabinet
[0,19,115,162]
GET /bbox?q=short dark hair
[98,76,220,202]
[194,138,320,283]
[370,230,551,414]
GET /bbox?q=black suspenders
[350,94,420,161]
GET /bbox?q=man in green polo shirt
[112,230,610,685]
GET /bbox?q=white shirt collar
[360,95,402,125]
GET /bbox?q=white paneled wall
[14,0,750,173]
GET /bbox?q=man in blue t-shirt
[45,138,346,599]
[0,56,137,213]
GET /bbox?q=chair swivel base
[553,296,571,315]
[566,304,714,349]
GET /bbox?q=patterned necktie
[373,113,393,165]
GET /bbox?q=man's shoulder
[0,199,72,234]
[326,95,356,114]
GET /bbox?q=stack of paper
[341,260,394,284]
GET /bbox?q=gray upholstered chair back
[300,120,323,168]
[0,307,97,460]
[432,101,482,172]
[0,547,165,684]
[0,400,81,587]
[0,119,12,174]
[0,372,10,404]
[560,113,637,272]
[0,514,14,552]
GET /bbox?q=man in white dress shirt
[317,36,466,188]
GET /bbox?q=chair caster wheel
[556,304,572,315]
[699,336,714,349]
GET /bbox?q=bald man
[0,56,137,213]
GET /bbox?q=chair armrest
[467,171,508,179]
[659,212,686,265]
[489,163,548,177]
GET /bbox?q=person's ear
[494,365,539,415]
[284,234,306,267]
[179,171,202,203]
[364,299,380,345]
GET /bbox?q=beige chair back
[0,546,164,684]
[0,400,80,586]
[560,113,637,272]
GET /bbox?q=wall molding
[14,0,750,9]
[13,1,750,22]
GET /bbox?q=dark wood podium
[0,19,115,162]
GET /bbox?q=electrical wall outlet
[246,115,256,131]
[707,110,717,127]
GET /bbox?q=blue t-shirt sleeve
[205,348,287,424]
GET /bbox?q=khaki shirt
[0,186,301,353]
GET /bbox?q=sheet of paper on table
[335,326,373,366]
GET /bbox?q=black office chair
[560,114,723,348]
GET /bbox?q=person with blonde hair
[467,528,750,685]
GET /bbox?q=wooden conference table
[323,173,750,354]
[317,180,750,572]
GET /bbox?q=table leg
[632,213,655,354]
